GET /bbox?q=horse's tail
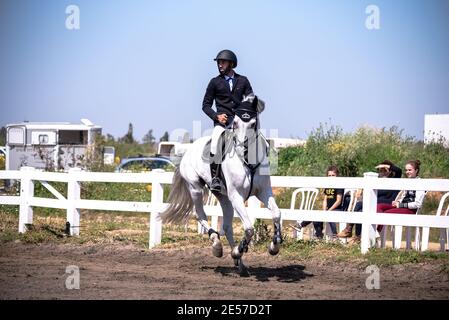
[160,167,194,224]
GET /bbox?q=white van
[157,141,192,164]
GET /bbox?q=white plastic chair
[288,188,319,239]
[379,191,407,249]
[347,189,359,213]
[338,188,358,233]
[380,191,428,250]
[337,188,359,244]
[420,192,449,252]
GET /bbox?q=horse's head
[232,93,265,145]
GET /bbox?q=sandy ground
[0,242,448,300]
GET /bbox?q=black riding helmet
[214,50,238,68]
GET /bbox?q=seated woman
[377,160,426,232]
[338,159,402,242]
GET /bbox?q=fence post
[67,168,81,236]
[361,172,378,254]
[19,166,35,233]
[149,172,163,248]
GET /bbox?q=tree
[0,126,5,145]
[143,129,156,145]
[119,123,135,144]
[105,133,115,143]
[160,131,169,142]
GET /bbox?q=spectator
[377,160,425,232]
[337,160,402,243]
[292,165,342,239]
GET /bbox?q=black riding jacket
[202,73,253,127]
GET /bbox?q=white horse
[161,94,282,273]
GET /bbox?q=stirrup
[210,177,221,192]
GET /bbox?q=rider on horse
[202,49,254,192]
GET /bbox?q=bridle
[227,113,269,201]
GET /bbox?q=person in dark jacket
[375,160,403,204]
[202,49,253,191]
[337,160,402,243]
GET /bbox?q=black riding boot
[210,153,221,192]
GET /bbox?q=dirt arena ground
[1,242,448,300]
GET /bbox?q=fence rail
[1,167,448,253]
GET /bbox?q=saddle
[201,131,233,164]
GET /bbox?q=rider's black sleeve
[244,77,253,96]
[202,79,218,121]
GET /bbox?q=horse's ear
[242,93,255,103]
[256,96,265,113]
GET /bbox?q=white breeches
[211,125,226,155]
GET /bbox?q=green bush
[278,123,449,178]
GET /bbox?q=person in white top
[377,160,426,231]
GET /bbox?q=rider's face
[217,59,233,75]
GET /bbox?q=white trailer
[424,114,449,147]
[5,119,113,171]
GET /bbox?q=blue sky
[1,0,448,142]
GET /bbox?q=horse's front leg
[257,185,283,255]
[215,195,245,271]
[228,191,254,260]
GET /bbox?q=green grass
[365,247,449,266]
[253,237,449,273]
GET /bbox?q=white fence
[1,167,449,254]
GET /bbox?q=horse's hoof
[231,246,242,259]
[233,258,240,267]
[210,233,223,258]
[268,242,280,256]
[212,242,223,258]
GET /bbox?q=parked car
[115,156,176,173]
[0,146,5,171]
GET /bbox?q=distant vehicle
[0,146,5,170]
[157,141,192,165]
[115,156,176,173]
[266,137,306,150]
